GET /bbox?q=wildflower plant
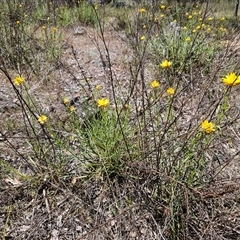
[0,1,239,240]
[148,5,220,76]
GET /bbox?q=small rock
[51,229,59,237]
[74,26,85,36]
[20,225,31,232]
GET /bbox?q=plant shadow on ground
[0,0,240,239]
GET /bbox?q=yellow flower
[208,17,213,21]
[160,5,165,9]
[16,20,20,24]
[63,97,70,105]
[140,35,145,41]
[42,25,46,29]
[221,17,225,21]
[193,11,198,15]
[53,27,57,32]
[139,8,146,13]
[196,25,201,30]
[38,115,48,125]
[183,26,187,30]
[150,80,160,89]
[192,29,197,33]
[96,85,102,90]
[167,87,175,96]
[160,14,165,18]
[222,73,240,86]
[13,76,24,86]
[142,25,146,29]
[154,17,158,21]
[188,15,193,19]
[199,18,203,21]
[207,27,211,32]
[185,37,191,43]
[70,106,75,112]
[97,98,110,109]
[160,60,172,69]
[201,120,216,134]
[173,19,177,23]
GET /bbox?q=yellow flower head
[139,8,146,13]
[188,15,193,19]
[63,97,70,105]
[160,14,165,18]
[96,85,102,90]
[222,73,240,86]
[140,35,145,41]
[160,5,165,9]
[97,98,110,109]
[70,106,75,112]
[13,76,24,86]
[38,115,48,125]
[208,17,213,21]
[221,17,225,21]
[16,20,20,24]
[183,26,187,30]
[167,87,175,96]
[160,60,172,69]
[185,37,191,43]
[201,120,216,134]
[150,80,160,89]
